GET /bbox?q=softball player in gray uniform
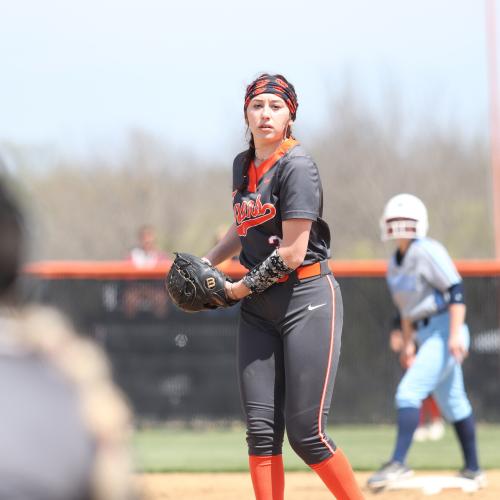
[204,74,364,500]
[367,193,485,490]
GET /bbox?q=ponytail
[239,131,255,192]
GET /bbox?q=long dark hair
[239,73,296,192]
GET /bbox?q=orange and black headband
[244,75,298,120]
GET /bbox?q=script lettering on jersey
[234,194,277,237]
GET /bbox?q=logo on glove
[166,253,238,312]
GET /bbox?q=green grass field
[133,423,500,472]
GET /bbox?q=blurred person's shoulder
[0,307,94,500]
[0,306,135,500]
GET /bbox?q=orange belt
[277,261,322,283]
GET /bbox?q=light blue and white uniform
[387,237,472,422]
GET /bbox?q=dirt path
[137,470,500,499]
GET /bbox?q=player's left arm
[227,219,312,300]
[448,297,467,363]
[419,242,467,361]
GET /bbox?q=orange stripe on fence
[22,259,500,280]
[22,259,249,279]
[452,260,500,276]
[331,260,500,277]
[22,261,172,279]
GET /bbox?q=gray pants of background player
[238,268,343,465]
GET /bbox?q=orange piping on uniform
[254,138,298,183]
[317,274,337,456]
[247,138,298,193]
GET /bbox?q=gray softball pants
[237,271,343,465]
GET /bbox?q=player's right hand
[399,342,416,369]
[389,329,404,353]
[449,334,468,363]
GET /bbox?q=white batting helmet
[380,193,428,241]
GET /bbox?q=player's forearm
[449,303,466,339]
[398,317,416,367]
[278,245,307,270]
[230,220,313,299]
[400,318,415,346]
[204,224,241,266]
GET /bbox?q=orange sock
[310,448,365,500]
[419,399,428,425]
[428,396,441,420]
[421,396,441,423]
[249,455,284,500]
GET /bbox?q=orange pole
[486,0,500,259]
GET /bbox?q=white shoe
[367,461,414,490]
[459,469,487,488]
[427,419,445,441]
[413,425,429,442]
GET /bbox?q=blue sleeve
[448,282,465,304]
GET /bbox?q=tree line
[0,90,493,261]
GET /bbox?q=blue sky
[0,0,495,162]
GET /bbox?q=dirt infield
[137,470,500,499]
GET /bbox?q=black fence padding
[22,275,500,423]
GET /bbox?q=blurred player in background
[0,178,135,500]
[367,193,485,490]
[203,74,364,500]
[415,396,445,441]
[124,224,170,318]
[127,225,169,268]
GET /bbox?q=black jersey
[232,139,331,270]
